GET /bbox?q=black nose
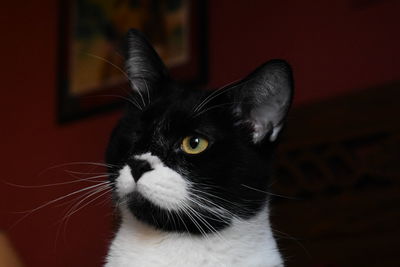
[128,158,152,182]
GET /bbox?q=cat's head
[106,29,293,234]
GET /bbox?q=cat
[104,29,293,267]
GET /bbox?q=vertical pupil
[189,137,200,149]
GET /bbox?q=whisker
[175,209,190,233]
[240,184,299,200]
[193,79,249,114]
[130,81,146,108]
[193,85,232,113]
[83,94,142,110]
[61,186,112,225]
[84,54,144,107]
[190,186,246,210]
[3,175,109,189]
[56,185,112,244]
[180,204,208,239]
[271,227,312,259]
[38,162,118,177]
[9,181,111,230]
[192,102,243,118]
[182,203,224,241]
[86,53,131,84]
[190,194,241,222]
[192,89,223,113]
[53,183,111,209]
[141,77,151,105]
[187,197,230,224]
[65,170,112,176]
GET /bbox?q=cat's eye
[181,136,209,154]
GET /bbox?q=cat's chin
[122,191,231,235]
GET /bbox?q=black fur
[106,29,294,234]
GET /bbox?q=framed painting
[58,0,208,123]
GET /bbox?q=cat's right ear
[125,29,169,97]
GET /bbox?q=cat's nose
[128,158,152,182]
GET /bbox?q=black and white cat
[105,29,293,267]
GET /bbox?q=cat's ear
[230,59,294,143]
[125,29,169,95]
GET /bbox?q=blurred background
[1,0,399,266]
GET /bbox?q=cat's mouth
[112,153,233,234]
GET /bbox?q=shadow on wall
[271,82,400,267]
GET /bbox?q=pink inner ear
[249,102,285,143]
[230,60,293,144]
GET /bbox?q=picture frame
[57,0,208,123]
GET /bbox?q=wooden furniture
[271,83,400,266]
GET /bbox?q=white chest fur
[105,207,283,267]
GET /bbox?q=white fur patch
[134,153,189,211]
[110,155,282,266]
[116,165,136,198]
[106,206,283,267]
[114,153,189,211]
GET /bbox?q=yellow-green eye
[181,136,209,154]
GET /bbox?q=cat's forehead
[143,87,212,120]
[135,87,228,139]
[166,86,211,111]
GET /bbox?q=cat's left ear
[125,29,169,96]
[230,59,294,143]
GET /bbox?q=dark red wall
[208,0,400,105]
[1,0,399,266]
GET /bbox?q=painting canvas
[58,0,207,122]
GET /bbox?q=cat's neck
[106,206,283,267]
